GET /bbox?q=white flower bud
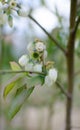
[35,42,46,52]
[44,76,53,87]
[44,68,58,87]
[48,68,58,82]
[25,63,33,71]
[33,64,42,72]
[18,9,28,17]
[18,55,29,67]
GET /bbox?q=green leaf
[8,15,13,28]
[8,86,34,119]
[3,74,23,98]
[27,75,44,87]
[10,62,21,71]
[15,85,26,96]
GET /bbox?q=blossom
[44,68,58,87]
[35,42,46,52]
[44,76,53,87]
[9,0,17,8]
[18,55,29,67]
[33,64,42,72]
[48,68,58,82]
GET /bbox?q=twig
[28,14,66,54]
[74,16,80,34]
[0,70,45,75]
[56,81,71,98]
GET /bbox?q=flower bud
[48,68,58,82]
[18,55,29,67]
[44,76,53,87]
[44,68,58,87]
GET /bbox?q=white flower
[35,42,46,52]
[18,55,29,67]
[48,68,58,82]
[27,42,34,53]
[33,64,42,72]
[44,76,53,87]
[44,68,58,87]
[25,63,34,71]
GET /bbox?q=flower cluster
[0,0,28,27]
[18,39,58,87]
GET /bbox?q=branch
[28,14,66,55]
[0,70,45,75]
[56,81,71,99]
[74,16,80,35]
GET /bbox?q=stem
[74,16,80,34]
[28,14,66,55]
[0,70,45,75]
[56,81,71,98]
[66,1,77,130]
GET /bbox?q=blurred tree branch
[56,81,71,99]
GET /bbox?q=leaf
[8,86,34,119]
[3,74,23,98]
[10,62,21,71]
[27,75,44,87]
[8,15,13,28]
[15,85,26,96]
